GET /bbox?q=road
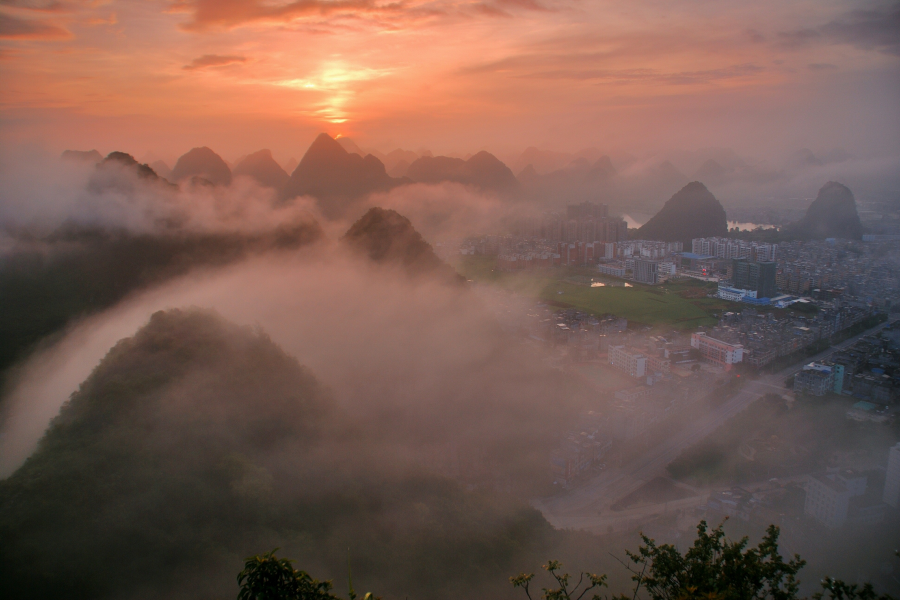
[535,317,895,531]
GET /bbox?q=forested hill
[0,308,561,600]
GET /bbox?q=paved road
[536,317,895,531]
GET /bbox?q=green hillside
[0,308,564,600]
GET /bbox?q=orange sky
[1,0,898,164]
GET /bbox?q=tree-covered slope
[0,308,558,600]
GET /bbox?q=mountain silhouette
[149,160,172,180]
[406,151,519,193]
[61,149,102,163]
[785,181,863,240]
[637,181,728,246]
[336,136,365,156]
[342,207,465,283]
[233,149,289,189]
[86,152,173,194]
[170,147,232,186]
[282,134,405,218]
[694,159,727,181]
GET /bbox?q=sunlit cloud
[184,53,248,70]
[272,61,394,123]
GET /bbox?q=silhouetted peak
[304,133,348,162]
[342,207,465,283]
[336,136,365,156]
[637,181,727,245]
[98,151,160,179]
[171,147,232,186]
[233,149,289,189]
[786,181,862,240]
[61,149,102,163]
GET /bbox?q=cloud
[183,53,247,70]
[820,5,900,56]
[171,0,549,31]
[807,62,837,71]
[0,12,69,38]
[778,4,900,56]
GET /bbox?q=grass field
[453,255,734,329]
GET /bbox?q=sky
[1,0,899,164]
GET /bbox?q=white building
[717,285,757,302]
[805,470,867,528]
[657,261,676,276]
[794,362,835,397]
[608,346,647,378]
[885,442,900,508]
[691,237,777,262]
[597,262,626,278]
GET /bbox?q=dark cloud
[779,4,900,56]
[776,27,821,48]
[183,53,247,70]
[0,12,69,38]
[820,6,900,56]
[808,62,837,71]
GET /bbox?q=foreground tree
[511,521,896,600]
[237,550,378,600]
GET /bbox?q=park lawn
[453,255,733,328]
[539,281,720,328]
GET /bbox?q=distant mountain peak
[233,149,289,189]
[342,207,464,283]
[171,146,232,186]
[406,151,518,193]
[282,134,404,218]
[637,181,727,246]
[97,151,162,180]
[61,149,102,163]
[786,181,862,240]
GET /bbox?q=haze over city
[1,1,900,600]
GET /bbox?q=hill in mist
[61,149,102,163]
[150,159,173,179]
[406,151,519,194]
[0,308,562,599]
[637,181,728,246]
[784,181,863,240]
[282,134,405,218]
[233,149,289,189]
[342,207,465,284]
[0,217,321,383]
[171,146,233,186]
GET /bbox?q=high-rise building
[732,259,777,299]
[633,258,660,284]
[885,442,900,508]
[567,201,608,220]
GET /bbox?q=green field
[453,255,734,329]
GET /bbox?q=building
[733,259,777,299]
[633,258,660,284]
[794,362,836,396]
[690,332,743,370]
[597,262,626,278]
[885,443,900,508]
[805,469,867,528]
[608,345,647,378]
[691,237,776,262]
[717,285,757,302]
